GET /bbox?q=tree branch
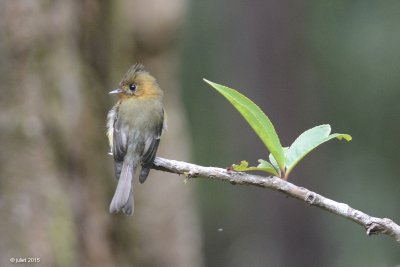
[152,157,400,243]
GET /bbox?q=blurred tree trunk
[0,1,202,267]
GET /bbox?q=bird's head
[109,64,163,100]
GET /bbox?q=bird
[106,63,165,215]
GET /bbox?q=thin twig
[152,157,400,243]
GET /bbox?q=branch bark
[152,157,400,244]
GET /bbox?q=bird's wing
[139,109,165,183]
[109,104,128,180]
[142,109,164,164]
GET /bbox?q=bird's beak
[109,88,124,94]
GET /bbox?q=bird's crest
[123,63,146,78]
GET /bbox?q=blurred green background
[182,0,400,266]
[1,0,399,266]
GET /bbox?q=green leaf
[204,79,285,171]
[285,124,352,177]
[231,160,253,171]
[256,159,279,176]
[269,147,289,177]
[269,153,279,172]
[231,160,279,176]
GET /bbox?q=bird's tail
[109,160,135,215]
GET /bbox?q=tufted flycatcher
[107,64,165,215]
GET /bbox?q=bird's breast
[117,98,163,130]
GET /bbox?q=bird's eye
[129,84,136,91]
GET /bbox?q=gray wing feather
[139,109,164,183]
[113,124,128,180]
